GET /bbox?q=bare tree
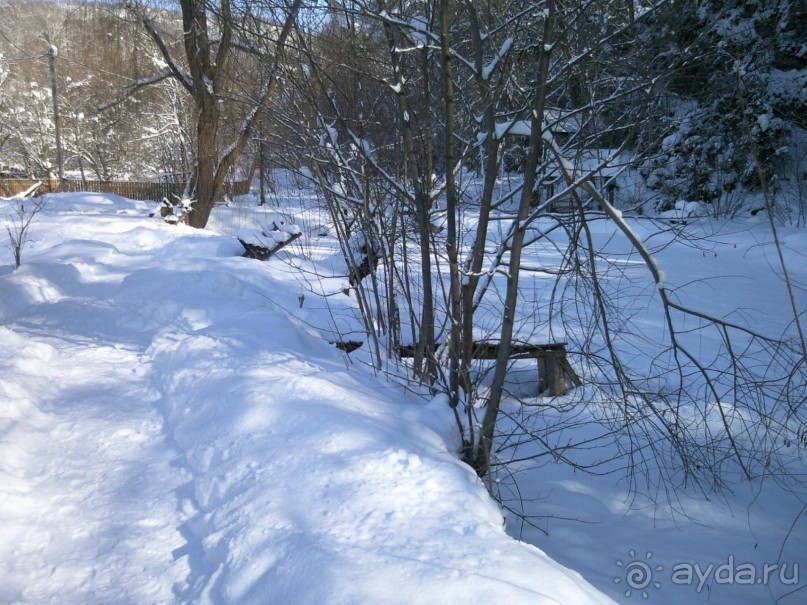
[98,0,302,228]
[0,2,183,181]
[133,0,804,513]
[3,189,45,268]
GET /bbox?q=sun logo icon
[614,550,664,599]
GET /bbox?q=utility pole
[259,133,266,206]
[45,35,64,192]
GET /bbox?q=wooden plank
[398,341,566,359]
[398,340,579,396]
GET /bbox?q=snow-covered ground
[491,215,807,605]
[1,188,805,604]
[0,192,611,604]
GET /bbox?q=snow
[493,213,807,605]
[757,112,771,132]
[0,192,612,604]
[482,37,513,81]
[236,226,289,247]
[236,214,302,249]
[1,181,805,605]
[405,15,429,48]
[494,110,583,140]
[495,120,531,139]
[767,68,807,106]
[659,200,706,221]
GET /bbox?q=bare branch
[95,68,175,113]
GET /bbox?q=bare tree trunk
[439,0,462,411]
[461,5,501,344]
[472,0,556,477]
[190,96,221,227]
[378,7,436,382]
[137,0,301,229]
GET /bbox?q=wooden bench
[398,341,581,396]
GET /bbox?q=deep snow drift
[0,193,611,604]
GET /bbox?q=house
[493,116,622,211]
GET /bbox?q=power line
[0,27,49,63]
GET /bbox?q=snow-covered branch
[95,69,176,113]
[141,13,194,93]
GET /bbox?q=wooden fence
[0,178,251,202]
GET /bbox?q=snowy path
[0,194,612,604]
[0,329,188,603]
[0,203,198,602]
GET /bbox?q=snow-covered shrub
[641,93,788,214]
[636,0,799,216]
[658,200,706,222]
